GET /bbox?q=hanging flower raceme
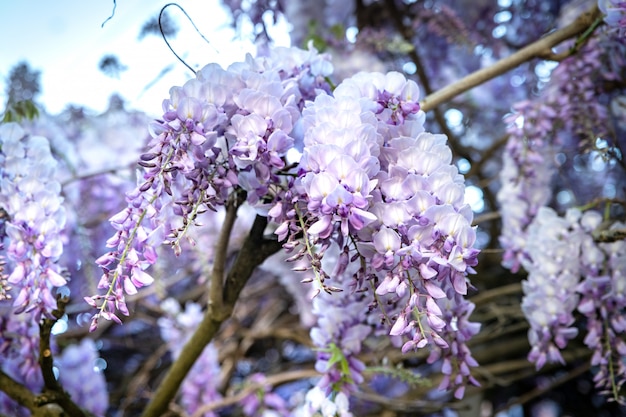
[88,45,333,329]
[0,314,43,417]
[87,48,481,405]
[308,249,371,396]
[575,215,626,402]
[497,101,557,272]
[521,207,586,368]
[0,123,67,320]
[521,207,626,403]
[275,70,481,399]
[366,130,481,397]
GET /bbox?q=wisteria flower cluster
[270,70,481,397]
[495,15,626,402]
[88,45,333,329]
[521,207,587,368]
[0,122,67,320]
[0,314,42,417]
[497,101,557,272]
[309,252,371,395]
[88,45,482,408]
[521,206,626,402]
[498,27,626,271]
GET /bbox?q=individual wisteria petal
[296,386,353,417]
[599,0,626,32]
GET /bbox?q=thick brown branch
[0,370,37,412]
[140,215,282,417]
[420,5,601,111]
[209,193,244,320]
[38,297,87,417]
[223,216,283,306]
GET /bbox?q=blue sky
[0,0,289,116]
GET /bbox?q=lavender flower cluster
[89,45,333,329]
[272,70,481,398]
[521,207,626,402]
[89,46,482,409]
[0,123,67,320]
[497,101,557,272]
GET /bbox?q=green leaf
[2,99,40,123]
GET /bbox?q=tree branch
[39,297,87,417]
[0,370,37,412]
[139,215,282,417]
[209,193,244,321]
[190,369,319,416]
[420,4,601,112]
[495,361,591,413]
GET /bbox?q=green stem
[295,205,326,293]
[209,193,243,320]
[604,319,620,402]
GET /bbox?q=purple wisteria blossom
[274,71,481,402]
[599,0,626,33]
[497,101,557,272]
[0,123,67,320]
[498,30,626,274]
[158,299,222,416]
[0,251,9,301]
[366,130,481,397]
[239,374,290,417]
[0,314,43,417]
[522,207,626,402]
[576,218,626,402]
[88,45,333,329]
[309,253,371,395]
[521,207,585,368]
[56,339,109,417]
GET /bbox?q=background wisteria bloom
[0,1,625,416]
